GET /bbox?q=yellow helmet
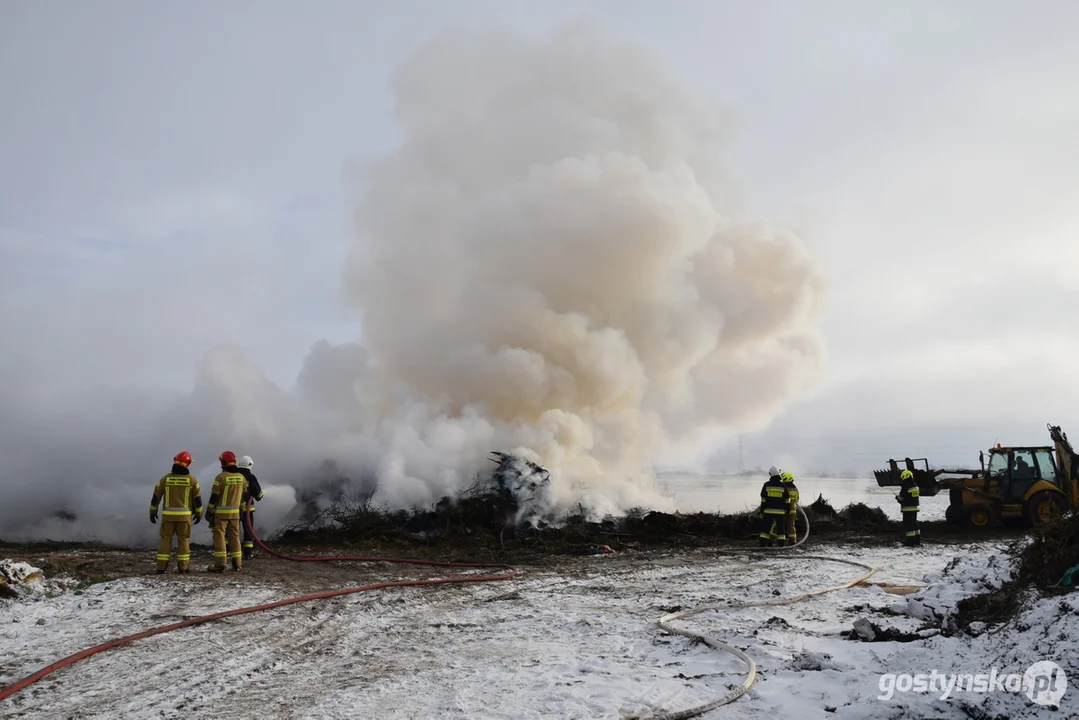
[900,469,914,480]
[780,471,794,483]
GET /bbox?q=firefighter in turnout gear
[759,466,790,547]
[206,451,248,572]
[897,469,921,546]
[149,451,203,573]
[782,471,800,545]
[236,455,264,560]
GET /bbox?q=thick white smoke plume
[0,20,826,545]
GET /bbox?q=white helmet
[768,465,779,476]
[239,455,254,469]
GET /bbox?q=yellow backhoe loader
[873,423,1079,529]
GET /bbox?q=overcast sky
[3,0,1078,478]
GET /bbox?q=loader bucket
[873,458,942,496]
[873,468,902,487]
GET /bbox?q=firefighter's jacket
[898,477,920,513]
[238,467,264,512]
[785,481,800,508]
[208,466,248,519]
[151,464,203,521]
[760,476,789,515]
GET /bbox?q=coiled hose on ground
[649,506,881,719]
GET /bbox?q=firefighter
[759,466,789,547]
[149,451,203,573]
[782,471,800,545]
[205,451,248,572]
[897,469,920,546]
[236,455,264,560]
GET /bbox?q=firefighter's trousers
[212,517,242,569]
[902,511,920,546]
[157,520,192,571]
[241,510,255,558]
[759,513,786,547]
[786,503,798,544]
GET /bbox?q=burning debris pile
[277,452,556,545]
[271,457,928,558]
[487,451,555,526]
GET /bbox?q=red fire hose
[0,509,516,703]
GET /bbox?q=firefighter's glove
[149,511,157,524]
[192,513,202,525]
[205,510,215,524]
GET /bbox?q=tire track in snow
[204,579,507,717]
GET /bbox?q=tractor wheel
[945,504,965,526]
[1024,491,1066,527]
[967,505,996,529]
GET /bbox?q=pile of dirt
[953,512,1079,631]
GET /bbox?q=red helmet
[219,450,237,466]
[173,451,192,467]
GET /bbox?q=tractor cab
[983,445,1062,502]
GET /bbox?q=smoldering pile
[273,455,921,559]
[281,451,558,537]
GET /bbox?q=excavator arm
[1048,424,1078,510]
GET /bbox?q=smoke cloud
[0,20,826,545]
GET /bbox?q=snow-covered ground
[2,539,1075,719]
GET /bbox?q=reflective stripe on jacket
[210,471,248,518]
[238,467,264,510]
[761,476,789,515]
[899,480,920,512]
[151,472,202,520]
[785,483,799,507]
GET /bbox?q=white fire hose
[649,506,882,719]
